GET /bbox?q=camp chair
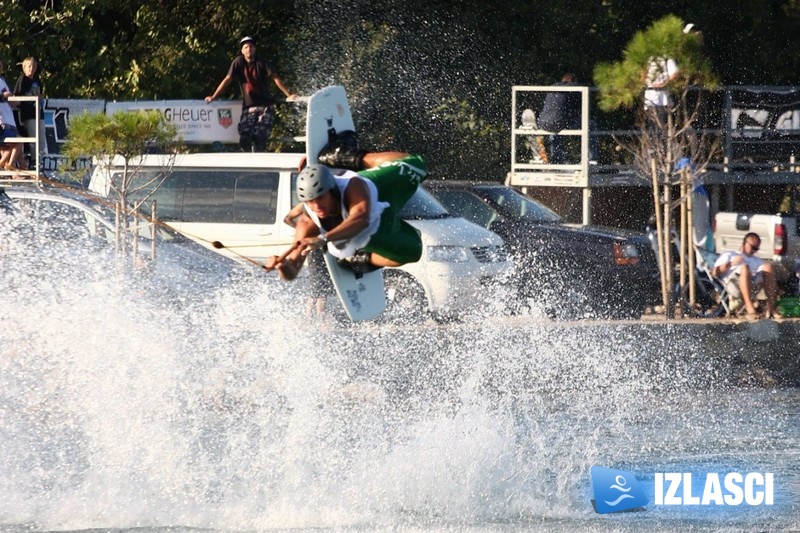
[672,246,731,318]
[695,246,773,318]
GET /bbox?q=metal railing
[509,85,800,190]
[510,85,592,189]
[0,95,41,181]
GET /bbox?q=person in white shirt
[643,23,702,128]
[712,233,779,319]
[266,151,428,280]
[644,56,679,126]
[0,59,25,176]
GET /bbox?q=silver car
[2,185,254,298]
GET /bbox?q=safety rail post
[2,95,40,181]
[508,85,592,223]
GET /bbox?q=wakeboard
[305,85,386,322]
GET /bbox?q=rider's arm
[265,214,319,280]
[321,178,371,242]
[283,202,305,227]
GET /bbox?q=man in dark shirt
[13,56,46,156]
[205,36,297,152]
[538,73,581,164]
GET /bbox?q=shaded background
[2,0,798,223]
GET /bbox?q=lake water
[2,237,799,532]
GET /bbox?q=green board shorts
[358,155,428,264]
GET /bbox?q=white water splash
[2,227,799,531]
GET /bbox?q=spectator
[205,36,297,152]
[538,73,580,164]
[538,73,597,164]
[0,59,26,177]
[711,232,780,320]
[643,24,701,127]
[643,56,679,126]
[676,157,714,264]
[13,56,47,160]
[519,107,548,164]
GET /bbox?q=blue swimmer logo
[591,466,648,514]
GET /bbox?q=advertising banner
[42,98,105,154]
[105,100,242,144]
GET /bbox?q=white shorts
[725,271,764,299]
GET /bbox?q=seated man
[265,150,428,280]
[711,232,779,319]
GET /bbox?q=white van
[88,152,513,317]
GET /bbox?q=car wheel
[381,270,428,324]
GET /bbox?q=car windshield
[426,189,499,229]
[71,195,192,243]
[398,188,451,220]
[59,195,191,244]
[480,186,562,223]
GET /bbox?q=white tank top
[304,171,389,259]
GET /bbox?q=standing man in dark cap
[205,36,297,152]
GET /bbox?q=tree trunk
[651,160,668,315]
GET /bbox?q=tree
[594,15,719,318]
[6,1,800,192]
[61,110,181,255]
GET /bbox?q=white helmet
[296,164,336,201]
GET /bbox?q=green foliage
[59,108,181,255]
[594,14,718,112]
[62,110,180,163]
[8,0,293,99]
[1,1,799,179]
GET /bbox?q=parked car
[425,181,661,319]
[88,153,513,320]
[392,187,512,319]
[1,185,252,300]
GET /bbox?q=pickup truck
[714,211,800,293]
